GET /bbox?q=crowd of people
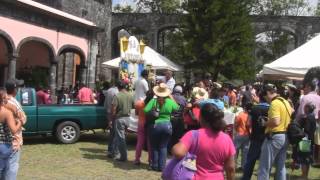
[36,83,101,105]
[103,68,320,180]
[1,66,320,179]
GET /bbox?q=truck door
[19,88,37,132]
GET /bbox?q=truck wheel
[56,121,80,144]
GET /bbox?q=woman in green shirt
[144,83,179,171]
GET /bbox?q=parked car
[16,88,107,144]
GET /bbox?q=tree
[181,0,255,81]
[252,0,312,16]
[135,0,181,13]
[113,3,134,13]
[316,1,320,16]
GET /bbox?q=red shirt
[78,87,93,103]
[183,106,201,126]
[36,90,46,104]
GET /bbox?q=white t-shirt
[134,78,149,102]
[166,77,176,92]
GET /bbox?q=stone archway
[0,30,15,86]
[255,30,296,69]
[57,45,86,90]
[16,37,55,89]
[157,25,180,56]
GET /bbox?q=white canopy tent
[102,46,183,71]
[262,34,320,80]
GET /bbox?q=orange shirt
[135,100,146,126]
[228,91,237,106]
[235,111,250,136]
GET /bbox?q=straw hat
[153,83,171,97]
[213,82,222,89]
[192,87,209,100]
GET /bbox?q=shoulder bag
[162,130,199,180]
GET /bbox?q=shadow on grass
[80,147,150,171]
[23,132,109,145]
[23,130,139,147]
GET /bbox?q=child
[234,103,252,170]
[294,103,317,179]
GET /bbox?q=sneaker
[134,161,141,166]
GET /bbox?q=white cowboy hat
[192,87,209,100]
[153,83,171,97]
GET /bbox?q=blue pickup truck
[16,88,107,144]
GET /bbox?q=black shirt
[242,91,252,107]
[249,103,270,142]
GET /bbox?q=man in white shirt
[134,70,149,102]
[165,70,175,92]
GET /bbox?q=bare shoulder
[0,107,12,119]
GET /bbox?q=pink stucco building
[0,0,112,92]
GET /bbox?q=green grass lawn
[18,132,320,180]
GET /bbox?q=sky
[112,0,136,7]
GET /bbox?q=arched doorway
[16,38,55,88]
[255,30,296,70]
[158,27,182,61]
[0,37,9,86]
[0,31,15,87]
[56,46,86,90]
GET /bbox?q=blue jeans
[4,150,20,180]
[0,144,12,180]
[234,135,250,169]
[258,134,288,180]
[114,117,130,161]
[151,122,172,171]
[107,117,118,156]
[242,140,263,180]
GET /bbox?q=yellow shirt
[266,97,292,133]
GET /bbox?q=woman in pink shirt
[172,103,236,180]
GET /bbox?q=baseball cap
[261,84,277,96]
[5,79,24,91]
[173,85,183,94]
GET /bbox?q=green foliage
[113,3,134,13]
[136,0,181,13]
[252,0,312,16]
[316,1,320,16]
[181,0,255,81]
[159,29,186,65]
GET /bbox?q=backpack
[287,121,305,145]
[162,130,199,180]
[276,97,304,145]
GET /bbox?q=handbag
[298,137,312,153]
[162,130,199,180]
[145,100,159,127]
